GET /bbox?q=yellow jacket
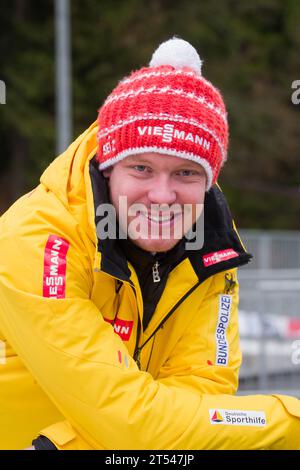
[0,121,300,450]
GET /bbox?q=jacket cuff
[32,435,58,450]
[39,420,96,449]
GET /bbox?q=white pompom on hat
[149,37,203,76]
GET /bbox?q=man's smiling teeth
[140,212,180,222]
[148,214,173,222]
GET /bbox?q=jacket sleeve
[1,205,300,450]
[156,268,241,395]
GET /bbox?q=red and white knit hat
[96,38,228,190]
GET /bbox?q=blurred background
[0,0,299,394]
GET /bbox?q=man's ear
[102,168,112,179]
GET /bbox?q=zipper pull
[152,261,160,283]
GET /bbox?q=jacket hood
[40,121,98,205]
[40,120,99,242]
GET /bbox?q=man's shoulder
[1,184,71,232]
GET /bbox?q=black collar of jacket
[89,157,252,283]
[117,235,186,274]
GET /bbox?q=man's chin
[129,237,181,253]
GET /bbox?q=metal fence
[236,230,300,396]
[239,229,300,270]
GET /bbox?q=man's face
[104,152,207,252]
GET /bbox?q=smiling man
[1,38,300,450]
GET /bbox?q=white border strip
[121,69,197,85]
[120,69,221,99]
[98,146,214,190]
[103,86,227,123]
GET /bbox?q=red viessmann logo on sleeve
[203,249,239,267]
[43,235,70,298]
[104,318,134,342]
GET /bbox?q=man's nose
[147,175,177,205]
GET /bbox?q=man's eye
[134,165,147,172]
[178,170,195,176]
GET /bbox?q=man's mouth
[139,212,182,223]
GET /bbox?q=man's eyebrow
[125,156,205,173]
[175,162,206,172]
[125,157,152,165]
[176,162,202,168]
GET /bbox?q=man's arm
[0,213,202,449]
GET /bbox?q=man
[0,38,299,450]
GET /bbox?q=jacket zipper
[129,283,142,369]
[133,316,142,368]
[134,260,160,367]
[133,279,201,368]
